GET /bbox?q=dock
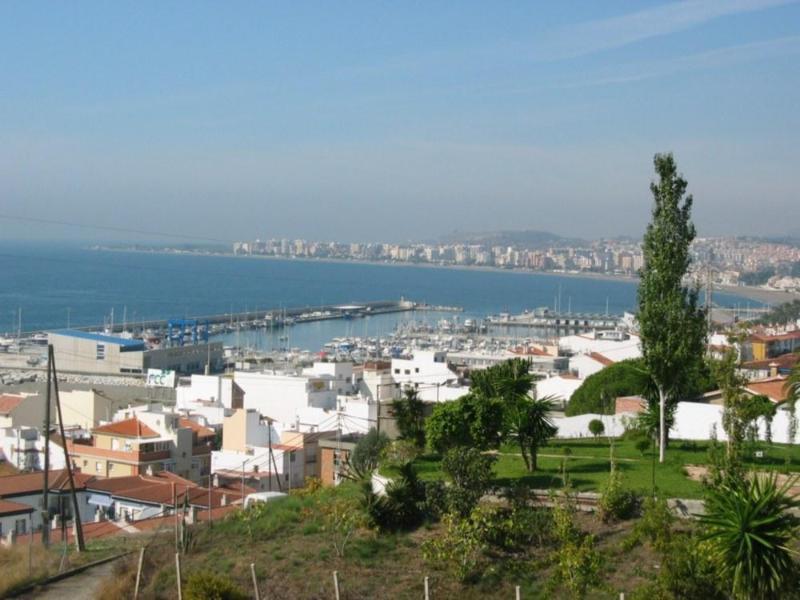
[73,299,461,336]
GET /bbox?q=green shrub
[362,462,428,532]
[441,446,496,517]
[597,467,640,523]
[552,535,603,598]
[422,508,490,583]
[588,419,605,438]
[184,572,248,600]
[624,495,673,551]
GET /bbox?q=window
[108,463,114,471]
[415,368,419,373]
[111,439,119,450]
[124,441,132,452]
[404,369,410,375]
[96,344,106,360]
[95,461,102,473]
[394,369,400,374]
[83,460,88,467]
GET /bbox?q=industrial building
[48,330,223,376]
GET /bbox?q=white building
[0,393,44,429]
[175,374,244,427]
[211,409,304,492]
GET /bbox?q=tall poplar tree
[638,153,707,463]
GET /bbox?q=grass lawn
[403,438,800,499]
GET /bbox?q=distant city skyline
[2,1,799,242]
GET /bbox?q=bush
[548,488,603,597]
[597,467,640,523]
[344,428,389,481]
[184,572,249,600]
[422,508,490,583]
[362,462,428,531]
[566,359,651,416]
[625,495,673,551]
[426,393,504,453]
[588,419,605,438]
[441,446,496,517]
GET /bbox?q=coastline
[92,247,798,306]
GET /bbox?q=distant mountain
[438,229,586,249]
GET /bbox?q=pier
[73,299,461,336]
[487,309,622,336]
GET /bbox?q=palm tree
[701,473,800,599]
[391,388,426,448]
[511,395,558,471]
[472,358,558,471]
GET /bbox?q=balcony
[66,440,171,464]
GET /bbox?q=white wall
[176,375,236,410]
[235,371,337,428]
[569,355,606,379]
[551,413,630,439]
[554,401,800,445]
[391,351,455,386]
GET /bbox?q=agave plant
[700,473,800,599]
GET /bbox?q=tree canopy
[637,153,707,462]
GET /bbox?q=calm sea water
[1,242,759,350]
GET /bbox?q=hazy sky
[2,1,799,243]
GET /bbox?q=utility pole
[50,345,85,551]
[41,347,52,547]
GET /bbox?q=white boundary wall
[554,401,800,444]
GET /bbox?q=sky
[1,1,799,243]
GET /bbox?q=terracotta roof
[87,473,243,509]
[0,499,34,515]
[750,330,800,342]
[0,469,93,498]
[745,377,790,403]
[588,352,615,366]
[742,354,800,371]
[0,395,25,416]
[93,418,159,438]
[179,418,215,438]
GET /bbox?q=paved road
[17,558,119,600]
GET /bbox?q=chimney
[769,362,779,378]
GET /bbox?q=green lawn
[402,438,800,499]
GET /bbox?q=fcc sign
[146,369,176,388]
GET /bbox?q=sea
[1,242,764,352]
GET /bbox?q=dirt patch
[685,464,800,496]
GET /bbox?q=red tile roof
[93,418,159,438]
[745,377,791,403]
[0,395,25,416]
[87,473,243,509]
[589,352,615,366]
[0,469,93,498]
[742,353,800,370]
[750,330,800,342]
[179,418,215,438]
[0,499,34,515]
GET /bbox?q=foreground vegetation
[0,534,134,597]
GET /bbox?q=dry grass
[0,542,65,597]
[93,551,150,600]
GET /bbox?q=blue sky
[1,1,799,242]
